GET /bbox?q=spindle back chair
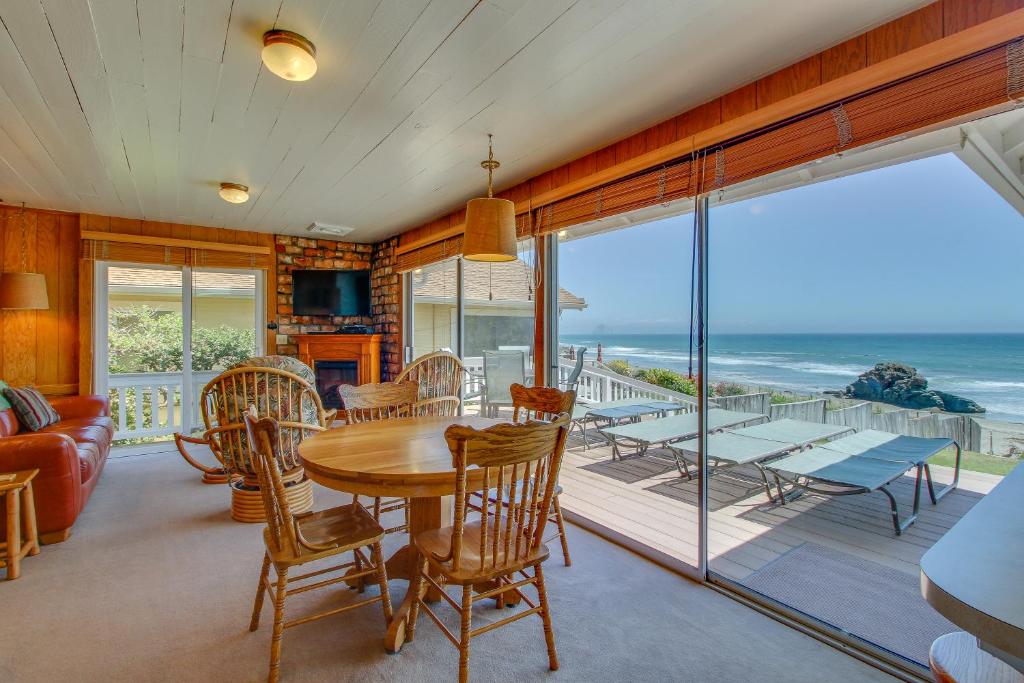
[406,415,571,683]
[243,408,392,683]
[337,380,420,533]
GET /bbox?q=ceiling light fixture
[219,182,250,204]
[462,134,516,262]
[262,29,317,81]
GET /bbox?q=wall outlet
[276,334,289,346]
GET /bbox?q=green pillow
[0,381,10,410]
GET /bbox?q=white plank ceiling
[0,0,926,242]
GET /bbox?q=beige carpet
[0,451,896,682]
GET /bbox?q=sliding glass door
[96,263,263,443]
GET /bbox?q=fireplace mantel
[294,334,382,386]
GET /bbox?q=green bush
[605,359,634,377]
[712,382,747,397]
[633,367,697,396]
[769,390,812,405]
[108,305,256,373]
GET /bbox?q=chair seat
[265,503,385,566]
[415,519,550,584]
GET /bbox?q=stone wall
[370,237,401,380]
[272,234,400,380]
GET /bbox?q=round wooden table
[298,414,502,653]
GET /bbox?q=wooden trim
[395,7,1024,256]
[531,9,1024,208]
[77,250,94,395]
[80,230,272,255]
[38,383,78,396]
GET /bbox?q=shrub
[633,367,697,396]
[769,390,812,405]
[605,359,633,377]
[712,382,747,397]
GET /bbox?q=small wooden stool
[1,469,40,580]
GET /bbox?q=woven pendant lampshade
[0,272,49,310]
[463,135,517,262]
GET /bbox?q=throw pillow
[2,385,60,432]
[0,380,10,410]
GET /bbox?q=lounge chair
[599,408,767,460]
[667,419,856,496]
[764,430,961,534]
[570,399,688,449]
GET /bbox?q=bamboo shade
[396,213,531,272]
[82,236,272,269]
[398,38,1024,271]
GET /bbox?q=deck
[557,433,999,581]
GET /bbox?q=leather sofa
[0,394,112,544]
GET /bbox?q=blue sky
[557,153,1024,335]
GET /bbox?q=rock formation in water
[840,362,985,413]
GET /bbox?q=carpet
[741,542,957,665]
[0,451,896,682]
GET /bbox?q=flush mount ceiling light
[462,134,516,262]
[262,29,317,81]
[219,182,250,204]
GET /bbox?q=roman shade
[397,38,1024,268]
[81,232,273,269]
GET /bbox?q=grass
[931,448,1020,476]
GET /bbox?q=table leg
[5,489,21,580]
[385,495,451,653]
[22,481,39,557]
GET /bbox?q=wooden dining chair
[243,407,392,683]
[510,384,575,567]
[337,380,420,534]
[405,415,571,683]
[467,384,575,567]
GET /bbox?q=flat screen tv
[291,269,371,317]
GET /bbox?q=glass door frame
[93,261,265,437]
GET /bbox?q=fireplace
[314,360,358,409]
[293,334,383,408]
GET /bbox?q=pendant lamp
[462,134,516,262]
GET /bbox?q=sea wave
[709,356,862,377]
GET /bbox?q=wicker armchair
[197,356,333,523]
[395,350,465,401]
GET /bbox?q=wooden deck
[558,434,1000,582]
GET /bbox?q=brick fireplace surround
[272,234,400,381]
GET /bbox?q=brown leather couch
[0,394,112,544]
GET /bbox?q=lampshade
[462,197,517,262]
[0,272,49,310]
[462,134,517,262]
[262,30,317,81]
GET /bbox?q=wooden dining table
[298,414,503,653]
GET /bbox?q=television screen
[292,270,371,316]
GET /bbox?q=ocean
[558,333,1024,422]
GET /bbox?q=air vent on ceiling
[306,222,353,237]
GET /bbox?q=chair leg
[552,496,572,567]
[407,555,427,643]
[459,584,473,683]
[249,553,271,631]
[353,547,365,593]
[535,564,559,671]
[268,567,288,683]
[372,542,393,625]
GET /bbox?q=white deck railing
[107,370,218,440]
[461,356,698,408]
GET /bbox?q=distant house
[411,259,586,358]
[106,267,257,331]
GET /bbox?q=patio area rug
[740,542,956,665]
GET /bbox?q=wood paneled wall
[0,205,80,395]
[396,0,1024,252]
